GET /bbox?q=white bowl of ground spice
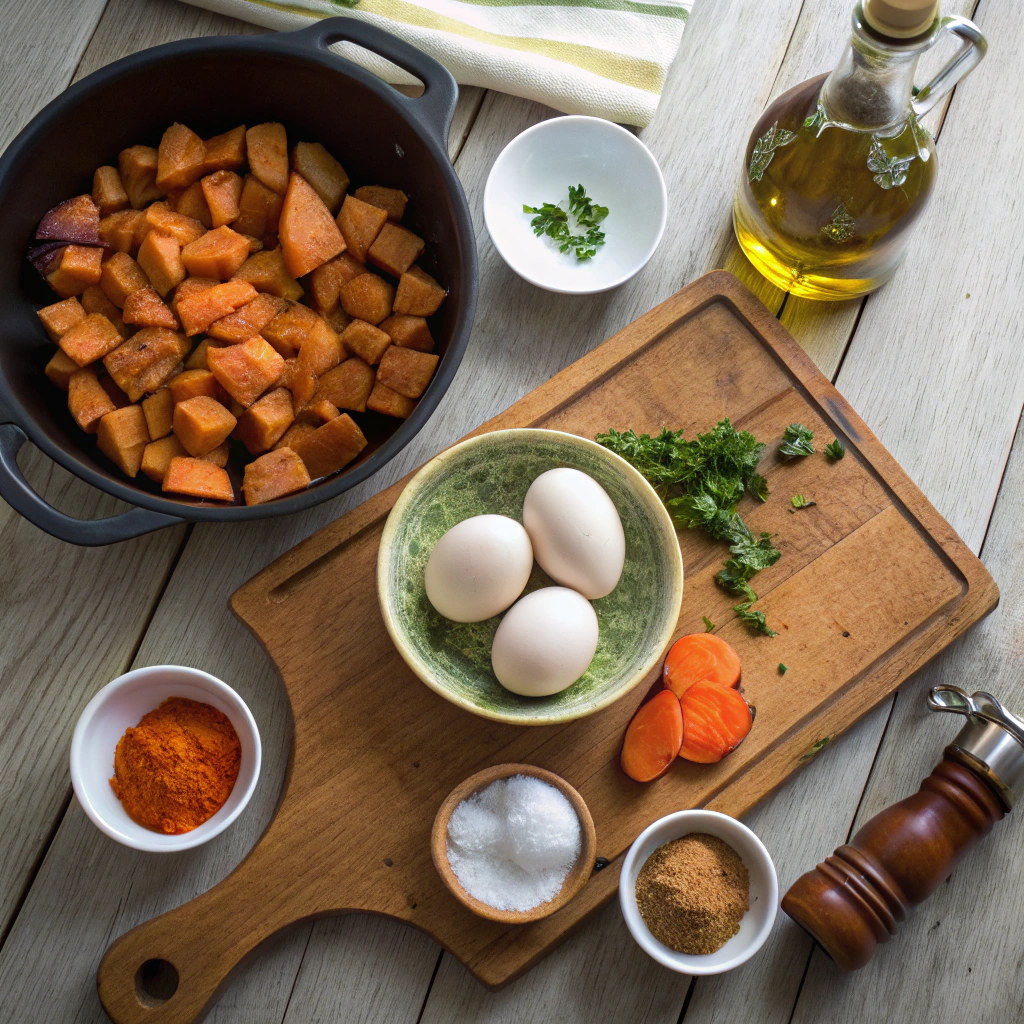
[619,810,778,974]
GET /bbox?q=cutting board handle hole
[135,958,179,1008]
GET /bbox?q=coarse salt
[446,774,582,912]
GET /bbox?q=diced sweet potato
[97,404,150,477]
[37,297,86,341]
[144,203,206,246]
[278,357,316,410]
[279,172,346,279]
[367,223,424,278]
[366,380,417,419]
[171,276,217,314]
[100,252,149,308]
[339,319,391,365]
[273,420,317,452]
[181,225,250,280]
[232,174,284,238]
[290,412,367,480]
[204,441,230,468]
[141,435,186,482]
[353,185,408,223]
[261,300,321,358]
[163,456,234,501]
[202,125,246,173]
[247,123,289,194]
[324,307,352,335]
[242,447,311,505]
[99,209,148,255]
[122,285,179,330]
[291,142,349,214]
[307,252,366,313]
[380,314,433,352]
[312,357,374,413]
[92,167,129,217]
[176,279,257,336]
[99,374,131,409]
[173,395,236,456]
[232,247,302,300]
[137,232,186,297]
[184,336,227,371]
[336,195,387,263]
[142,388,174,440]
[233,387,294,454]
[59,312,122,366]
[47,245,103,297]
[36,195,101,245]
[103,327,190,401]
[45,349,80,390]
[296,317,341,376]
[207,334,285,407]
[296,398,340,425]
[376,346,439,399]
[393,265,446,316]
[339,272,393,325]
[207,292,287,343]
[119,146,162,209]
[68,366,117,432]
[81,286,130,339]
[201,170,244,228]
[156,123,205,192]
[167,369,219,404]
[170,181,213,229]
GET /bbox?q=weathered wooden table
[0,0,1021,1021]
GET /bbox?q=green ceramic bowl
[377,429,684,725]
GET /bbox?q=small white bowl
[70,665,261,852]
[619,810,778,974]
[484,115,667,294]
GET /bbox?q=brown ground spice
[635,833,749,954]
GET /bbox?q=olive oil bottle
[734,0,986,300]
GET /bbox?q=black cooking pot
[0,18,477,545]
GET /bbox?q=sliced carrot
[621,689,683,782]
[663,633,742,698]
[678,680,752,764]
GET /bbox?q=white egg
[425,515,534,623]
[491,587,599,697]
[522,468,625,599]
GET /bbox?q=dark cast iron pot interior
[0,18,477,545]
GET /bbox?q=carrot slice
[663,633,742,698]
[621,689,683,782]
[678,680,752,764]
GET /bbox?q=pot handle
[285,16,459,151]
[0,423,183,545]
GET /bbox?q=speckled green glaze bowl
[377,428,683,725]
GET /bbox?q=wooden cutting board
[97,271,998,1023]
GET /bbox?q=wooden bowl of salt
[431,763,597,924]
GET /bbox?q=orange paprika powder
[110,696,241,834]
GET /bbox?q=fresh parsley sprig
[780,423,815,457]
[825,438,846,460]
[524,184,608,261]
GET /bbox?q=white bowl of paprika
[70,664,261,852]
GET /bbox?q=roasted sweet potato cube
[141,435,187,482]
[393,265,446,316]
[59,312,122,366]
[119,146,162,209]
[353,185,408,223]
[232,247,302,300]
[144,203,206,246]
[200,171,244,229]
[47,245,103,298]
[92,166,129,217]
[103,327,190,401]
[291,142,349,214]
[204,441,230,468]
[173,395,237,457]
[137,232,186,297]
[261,301,322,359]
[207,334,285,407]
[100,374,131,409]
[336,195,387,263]
[97,404,150,477]
[81,286,130,339]
[170,181,213,228]
[100,252,149,308]
[307,253,366,313]
[367,223,424,278]
[312,357,374,413]
[380,314,433,352]
[98,209,148,255]
[296,318,342,376]
[376,346,439,399]
[279,172,346,279]
[296,398,340,425]
[156,123,205,192]
[247,123,289,194]
[232,173,284,238]
[36,194,100,244]
[340,319,391,366]
[184,337,226,371]
[273,420,316,452]
[171,276,217,314]
[45,349,80,390]
[202,125,246,173]
[163,456,234,501]
[122,286,179,330]
[324,307,352,335]
[339,272,393,325]
[177,279,257,337]
[207,292,287,343]
[279,358,316,410]
[142,388,174,440]
[37,297,86,341]
[233,387,294,454]
[366,380,417,419]
[242,447,311,505]
[67,366,116,432]
[181,226,249,280]
[290,413,367,480]
[167,369,219,404]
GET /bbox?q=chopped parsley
[791,494,815,509]
[523,184,608,261]
[800,736,833,761]
[778,663,788,675]
[702,615,717,632]
[780,423,815,457]
[825,438,846,460]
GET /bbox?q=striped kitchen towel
[181,0,691,127]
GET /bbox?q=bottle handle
[912,16,987,118]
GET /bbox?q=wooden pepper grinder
[782,684,1024,970]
